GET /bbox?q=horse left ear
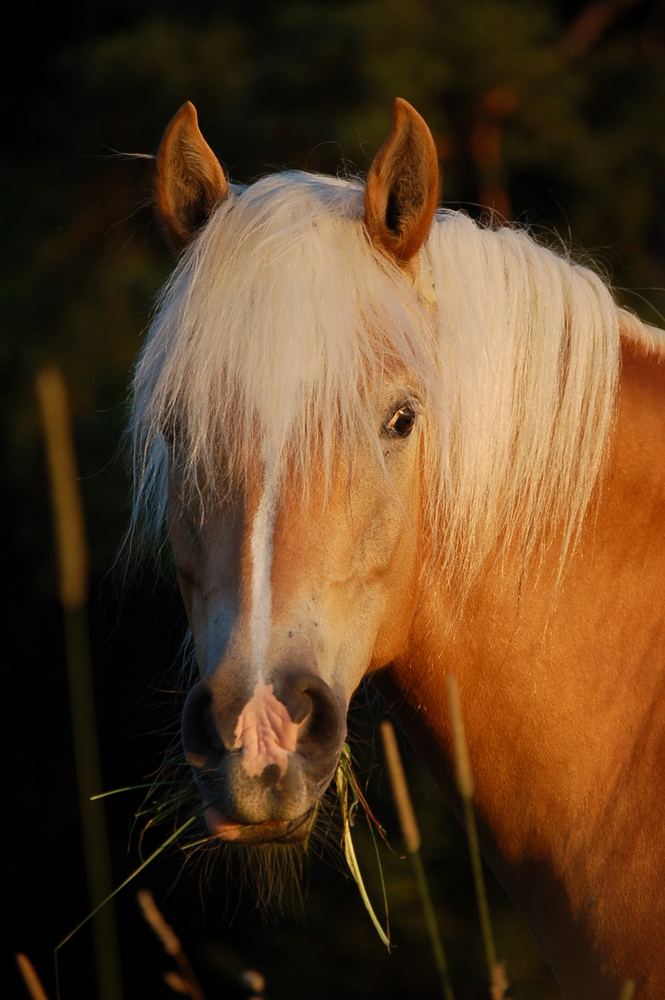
[155,101,229,251]
[364,98,440,264]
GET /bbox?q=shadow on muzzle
[181,671,346,841]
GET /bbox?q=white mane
[129,169,657,584]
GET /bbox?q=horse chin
[204,806,312,844]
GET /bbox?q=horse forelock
[129,170,433,535]
[129,167,659,587]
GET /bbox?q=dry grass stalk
[164,971,193,995]
[137,888,206,1000]
[490,960,510,1000]
[37,366,122,1000]
[446,674,508,998]
[35,367,87,609]
[240,970,266,994]
[444,674,474,799]
[618,981,636,1000]
[380,719,421,853]
[137,887,181,956]
[15,954,50,1000]
[381,720,455,1000]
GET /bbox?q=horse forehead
[196,438,377,574]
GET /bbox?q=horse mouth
[204,806,313,844]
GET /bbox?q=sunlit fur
[130,169,661,590]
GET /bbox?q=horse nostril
[283,673,343,750]
[261,763,281,787]
[182,680,223,765]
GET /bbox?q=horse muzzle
[181,671,346,842]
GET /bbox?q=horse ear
[155,101,229,251]
[364,98,440,263]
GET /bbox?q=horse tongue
[204,806,245,839]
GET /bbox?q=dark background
[8,2,664,998]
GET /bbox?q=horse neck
[380,335,665,996]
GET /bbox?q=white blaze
[240,477,301,778]
[249,476,277,676]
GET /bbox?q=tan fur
[379,335,665,997]
[364,97,440,262]
[155,101,228,250]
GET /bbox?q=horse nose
[181,670,345,828]
[181,672,344,778]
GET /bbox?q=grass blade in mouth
[336,745,391,950]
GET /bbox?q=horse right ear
[155,102,229,251]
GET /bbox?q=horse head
[136,98,439,843]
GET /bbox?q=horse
[129,98,665,998]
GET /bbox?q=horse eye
[383,403,417,439]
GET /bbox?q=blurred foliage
[9,1,664,997]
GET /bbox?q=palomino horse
[130,99,665,997]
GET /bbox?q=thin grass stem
[409,851,456,1000]
[380,720,455,1000]
[37,367,122,1000]
[446,675,505,996]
